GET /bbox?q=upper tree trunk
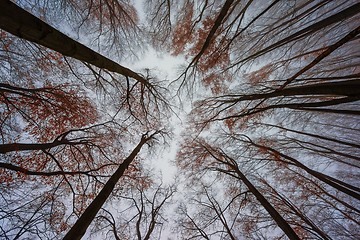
[0,142,59,154]
[63,132,157,240]
[226,80,360,102]
[253,143,360,200]
[0,140,83,153]
[230,164,301,240]
[0,0,148,86]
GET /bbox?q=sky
[131,47,187,184]
[2,1,359,239]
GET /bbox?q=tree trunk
[0,142,69,154]
[263,180,331,240]
[260,123,360,149]
[225,80,360,102]
[253,143,360,200]
[280,25,360,88]
[63,132,157,240]
[0,0,149,86]
[230,164,301,240]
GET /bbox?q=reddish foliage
[120,157,154,190]
[294,226,309,239]
[37,52,65,71]
[171,2,194,55]
[0,168,13,184]
[189,16,230,73]
[223,109,266,132]
[0,30,13,51]
[256,139,289,168]
[245,64,275,84]
[202,72,230,94]
[0,83,99,142]
[47,196,68,233]
[302,48,326,61]
[224,117,236,132]
[177,140,211,170]
[242,219,256,233]
[172,7,232,93]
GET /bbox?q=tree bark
[218,95,360,121]
[0,0,149,86]
[0,141,73,154]
[263,180,331,240]
[252,142,360,200]
[0,162,104,176]
[224,79,360,102]
[63,132,157,240]
[191,0,235,65]
[203,146,300,240]
[230,164,301,240]
[280,25,360,89]
[260,123,360,149]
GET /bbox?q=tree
[0,1,148,86]
[1,0,359,239]
[144,0,174,49]
[177,140,301,239]
[63,131,162,240]
[177,184,248,240]
[169,1,360,92]
[14,0,141,57]
[171,2,359,237]
[0,185,68,239]
[0,1,170,125]
[93,182,176,239]
[0,82,98,143]
[0,1,170,239]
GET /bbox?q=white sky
[131,47,187,184]
[127,0,190,184]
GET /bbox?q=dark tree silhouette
[63,131,161,240]
[0,0,359,239]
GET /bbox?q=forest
[0,0,359,239]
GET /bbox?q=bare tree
[63,131,162,240]
[93,182,176,240]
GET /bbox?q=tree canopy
[0,0,359,239]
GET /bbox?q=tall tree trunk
[218,95,360,121]
[63,132,158,240]
[224,80,360,102]
[251,142,360,200]
[190,0,235,64]
[230,164,301,240]
[0,141,82,154]
[204,146,300,240]
[280,25,360,88]
[263,180,331,240]
[259,123,360,149]
[0,0,149,86]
